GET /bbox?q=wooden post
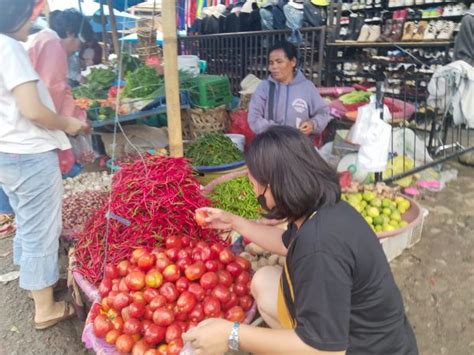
[107,0,121,62]
[162,0,183,157]
[99,0,109,61]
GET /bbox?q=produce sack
[227,110,256,147]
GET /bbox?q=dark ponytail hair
[49,9,93,42]
[246,126,340,222]
[0,0,34,34]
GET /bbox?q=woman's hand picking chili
[195,207,234,231]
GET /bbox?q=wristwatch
[228,322,240,351]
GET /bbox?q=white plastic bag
[348,97,392,172]
[69,135,95,165]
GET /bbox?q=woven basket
[137,17,159,39]
[239,94,252,111]
[181,109,193,141]
[187,105,229,139]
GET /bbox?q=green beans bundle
[186,133,243,167]
[210,176,262,220]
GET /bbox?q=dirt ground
[0,161,472,355]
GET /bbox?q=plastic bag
[227,110,256,147]
[70,135,95,165]
[58,149,75,174]
[348,97,392,172]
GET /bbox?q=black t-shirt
[281,201,418,354]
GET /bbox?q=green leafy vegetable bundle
[339,91,372,105]
[122,66,163,99]
[185,133,243,167]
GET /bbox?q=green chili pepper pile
[185,133,243,167]
[210,176,262,220]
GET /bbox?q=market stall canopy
[47,0,138,32]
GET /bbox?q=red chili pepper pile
[74,155,224,284]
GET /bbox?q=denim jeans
[283,4,304,31]
[0,151,62,290]
[0,187,13,214]
[260,8,274,30]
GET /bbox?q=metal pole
[106,0,121,62]
[162,0,183,157]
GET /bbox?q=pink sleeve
[28,33,86,121]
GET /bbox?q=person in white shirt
[0,0,88,330]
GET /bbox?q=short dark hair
[49,9,93,42]
[0,0,34,34]
[246,126,341,222]
[268,40,298,62]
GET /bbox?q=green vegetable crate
[191,75,232,109]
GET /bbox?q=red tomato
[236,270,251,285]
[194,210,208,226]
[159,282,179,303]
[239,295,254,311]
[131,291,146,304]
[189,303,205,323]
[200,246,217,262]
[226,262,243,277]
[131,248,148,264]
[211,243,224,254]
[234,282,250,297]
[174,308,188,321]
[143,305,154,320]
[165,248,180,262]
[143,287,161,303]
[137,252,156,271]
[162,264,181,282]
[132,339,151,355]
[128,301,146,319]
[155,254,171,271]
[141,319,153,335]
[153,307,175,327]
[203,296,221,317]
[181,236,191,247]
[117,260,131,277]
[105,264,119,279]
[175,320,188,333]
[219,249,235,265]
[107,308,119,322]
[125,271,146,291]
[148,295,167,311]
[176,256,192,272]
[188,283,206,301]
[145,268,164,288]
[123,318,142,335]
[185,261,206,281]
[121,307,130,322]
[168,338,184,355]
[105,329,121,345]
[144,349,158,355]
[225,306,246,323]
[113,292,131,311]
[115,334,135,353]
[118,278,130,293]
[212,285,231,304]
[166,235,183,249]
[176,291,197,313]
[175,277,190,292]
[177,249,189,260]
[235,256,251,271]
[200,272,219,290]
[143,323,166,345]
[111,284,119,292]
[217,270,233,287]
[93,314,113,337]
[222,292,239,311]
[204,260,219,272]
[165,323,183,344]
[191,249,203,262]
[98,278,112,298]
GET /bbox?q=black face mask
[257,185,271,211]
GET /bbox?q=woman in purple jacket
[248,40,331,136]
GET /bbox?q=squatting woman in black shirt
[184,126,418,355]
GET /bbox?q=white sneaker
[423,21,437,40]
[405,0,415,5]
[437,21,455,40]
[342,3,351,11]
[454,22,462,32]
[443,4,454,16]
[352,1,360,10]
[452,3,467,16]
[415,0,424,4]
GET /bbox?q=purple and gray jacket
[248,70,331,135]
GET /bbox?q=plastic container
[224,134,245,152]
[376,196,426,262]
[194,161,247,185]
[191,75,232,109]
[178,55,200,76]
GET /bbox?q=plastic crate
[191,75,232,109]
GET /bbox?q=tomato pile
[92,236,254,354]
